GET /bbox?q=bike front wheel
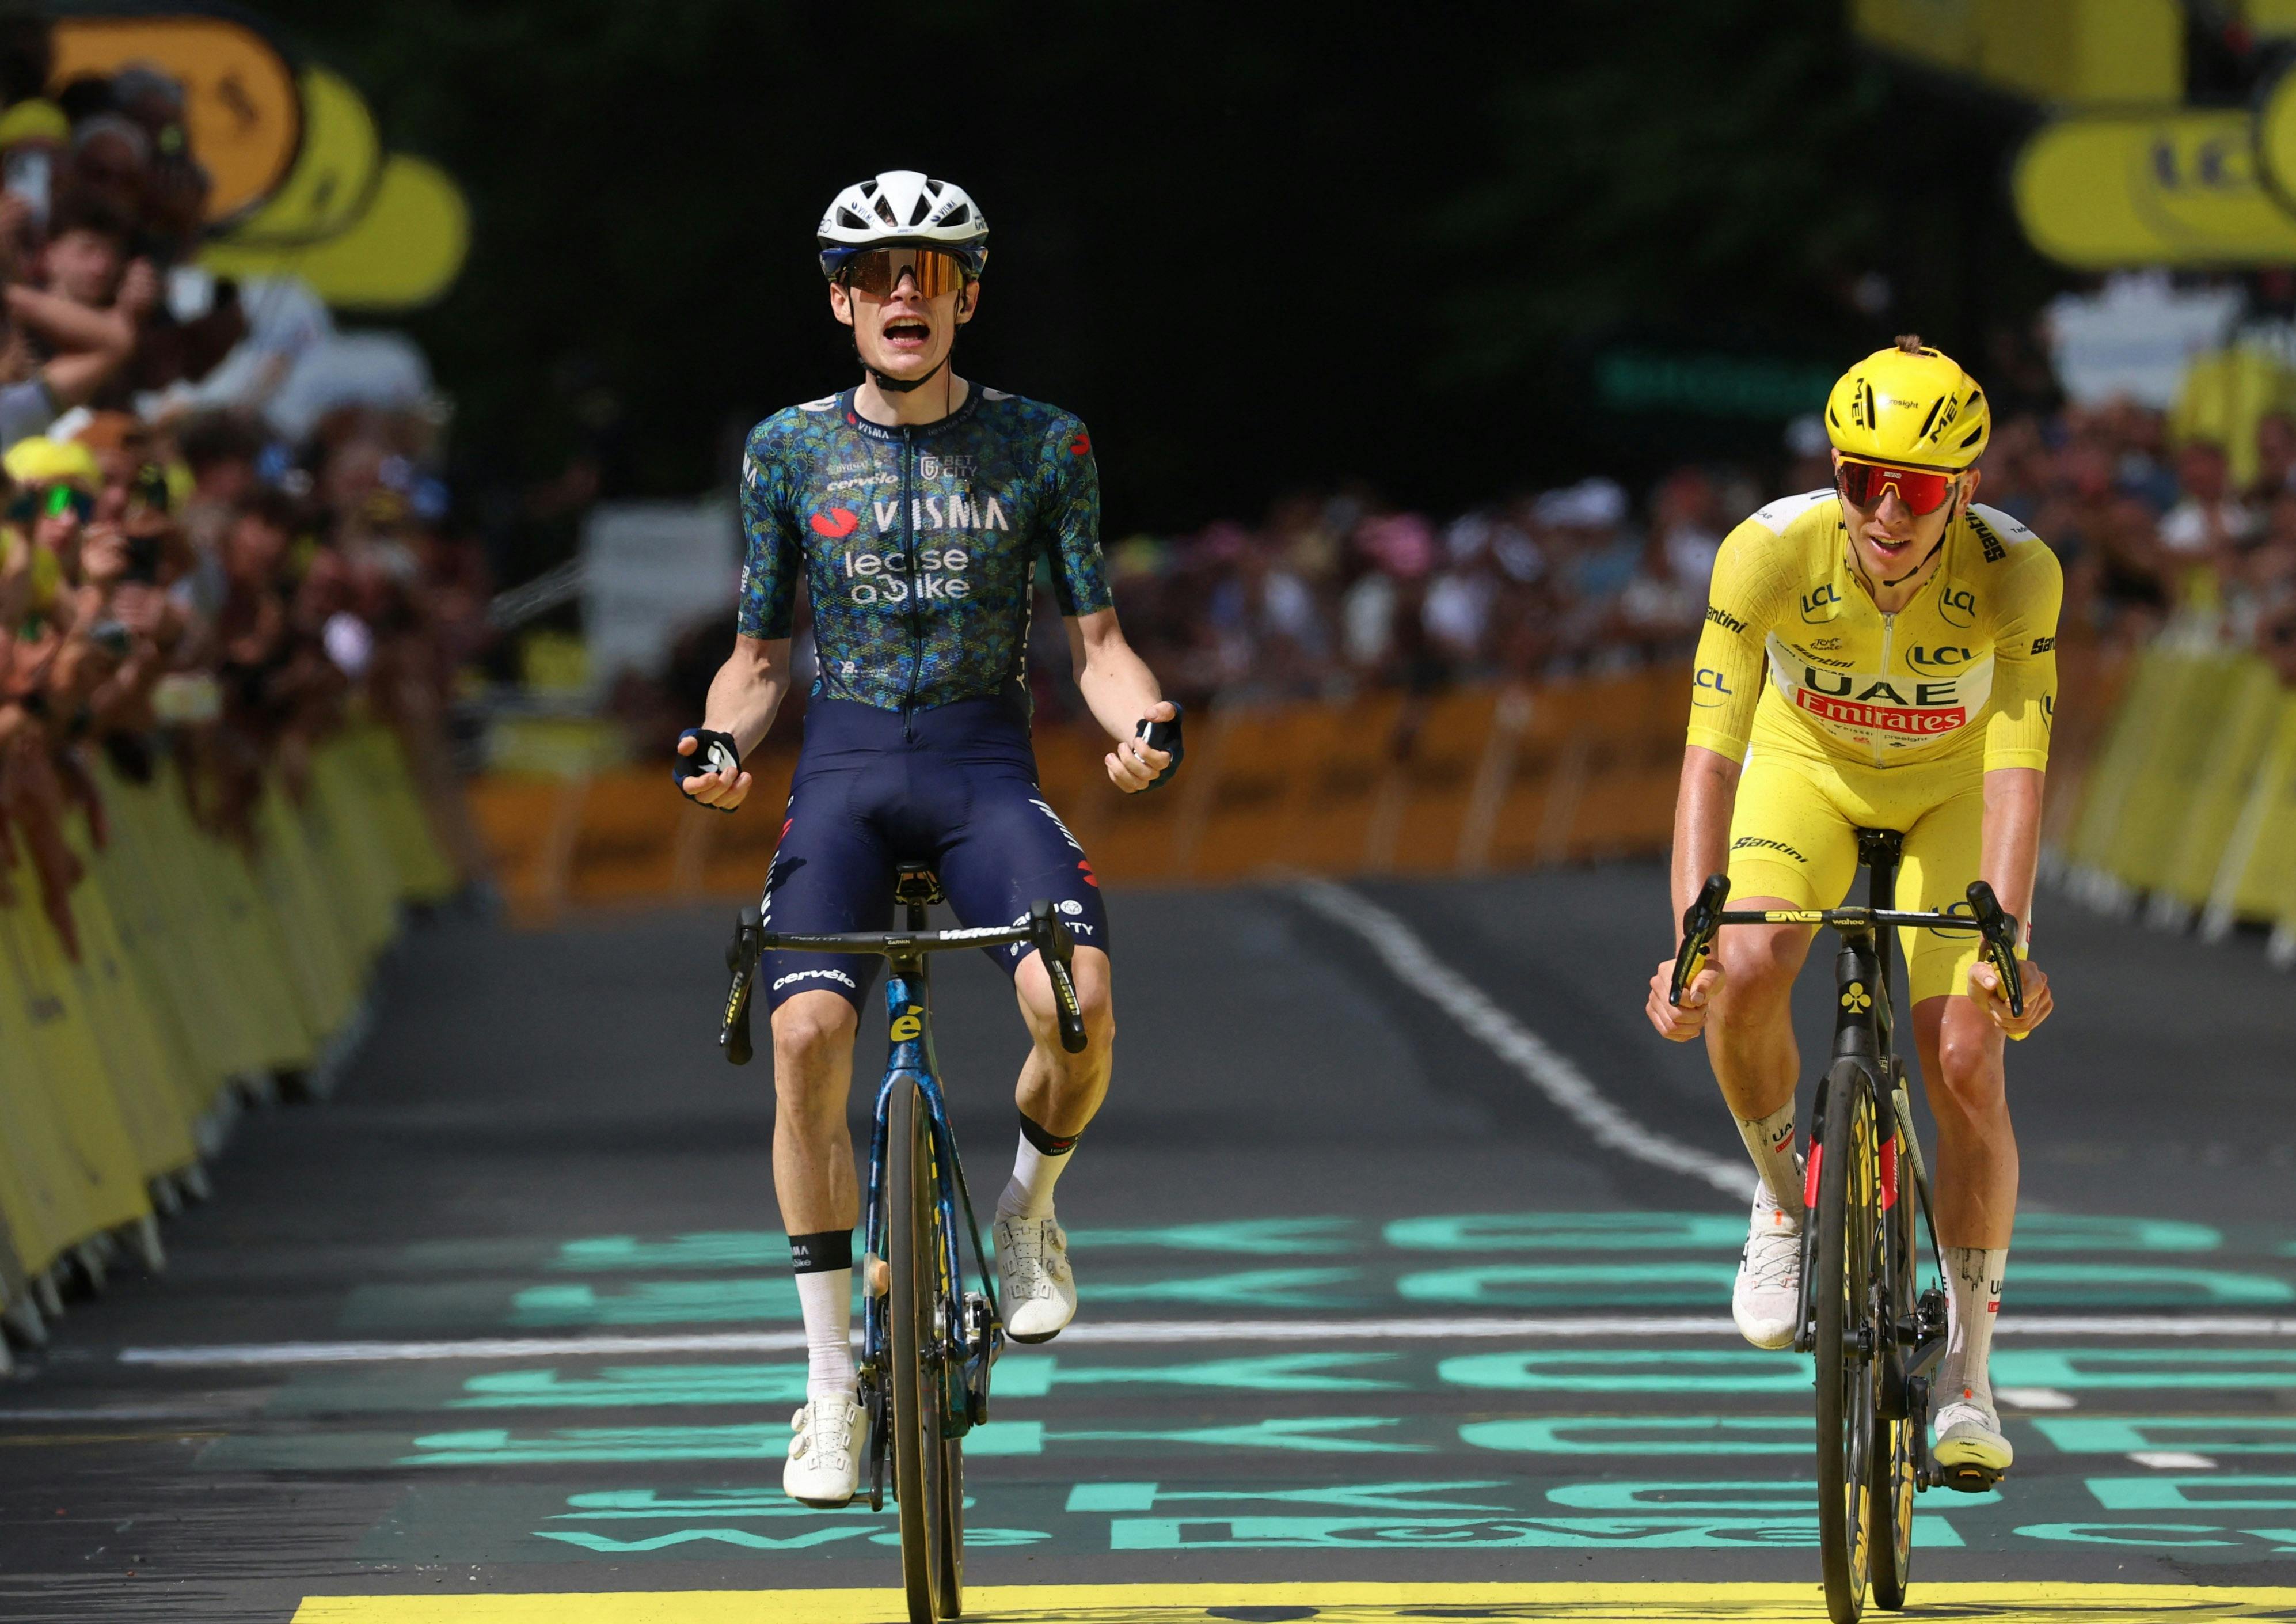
[888,1079,951,1621]
[1815,1057,1884,1624]
[1869,1096,1919,1610]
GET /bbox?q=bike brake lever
[1670,872,1731,1007]
[1029,898,1088,1054]
[721,905,763,1064]
[1964,881,2024,1018]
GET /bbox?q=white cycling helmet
[817,170,989,282]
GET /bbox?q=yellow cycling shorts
[1725,743,1989,1007]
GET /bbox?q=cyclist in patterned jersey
[1644,337,2059,1490]
[674,170,1180,1508]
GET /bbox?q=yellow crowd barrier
[2055,633,2296,959]
[474,651,2126,925]
[0,724,457,1354]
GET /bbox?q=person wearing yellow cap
[1645,336,2062,1492]
[4,437,98,587]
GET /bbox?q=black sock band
[1018,1111,1079,1158]
[789,1230,854,1273]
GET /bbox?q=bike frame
[857,938,1001,1468]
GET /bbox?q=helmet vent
[1917,396,1945,440]
[837,208,869,231]
[941,203,970,227]
[873,194,898,226]
[1861,384,1876,429]
[907,194,929,226]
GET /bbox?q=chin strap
[1879,534,1946,590]
[861,349,949,394]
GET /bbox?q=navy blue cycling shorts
[758,695,1109,1012]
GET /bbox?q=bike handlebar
[1667,872,2025,1016]
[717,900,1088,1062]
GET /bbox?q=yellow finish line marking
[291,1582,2296,1623]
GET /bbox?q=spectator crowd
[990,398,2296,722]
[0,50,488,954]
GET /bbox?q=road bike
[719,864,1086,1622]
[1670,828,2023,1623]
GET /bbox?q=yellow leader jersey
[1687,490,2062,773]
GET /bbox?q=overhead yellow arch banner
[203,155,468,310]
[2014,109,2296,268]
[218,68,383,248]
[49,16,300,226]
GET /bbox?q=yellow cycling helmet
[3,435,101,490]
[1824,335,1990,472]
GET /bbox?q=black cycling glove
[673,727,743,811]
[1134,704,1184,791]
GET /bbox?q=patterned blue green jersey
[737,385,1113,712]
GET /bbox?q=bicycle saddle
[894,862,946,908]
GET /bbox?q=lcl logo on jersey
[1800,582,1841,623]
[1937,583,1978,629]
[1906,644,1974,674]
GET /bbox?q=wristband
[674,727,742,811]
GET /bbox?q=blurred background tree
[259,0,2064,541]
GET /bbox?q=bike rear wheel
[888,1079,949,1621]
[936,1429,965,1615]
[1869,1091,1919,1610]
[1816,1058,1883,1624]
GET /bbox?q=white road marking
[1294,878,1750,1197]
[116,1314,2296,1367]
[2129,1450,2218,1469]
[1994,1386,2077,1410]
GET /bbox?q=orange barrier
[478,652,2123,921]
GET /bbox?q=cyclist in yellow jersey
[1645,336,2059,1486]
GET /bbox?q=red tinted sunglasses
[1837,459,1957,517]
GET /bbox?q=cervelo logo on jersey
[772,967,858,992]
[839,544,974,606]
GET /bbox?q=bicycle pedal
[1938,1463,2003,1494]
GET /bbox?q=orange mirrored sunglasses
[839,246,970,299]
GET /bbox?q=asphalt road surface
[3,863,2295,1623]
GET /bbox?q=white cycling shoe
[783,1395,865,1507]
[994,1211,1077,1344]
[1933,1392,2014,1486]
[1732,1179,1804,1350]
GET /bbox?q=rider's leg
[1707,910,1819,1216]
[1913,993,2015,1414]
[1005,943,1115,1214]
[1903,777,2016,1473]
[771,989,862,1399]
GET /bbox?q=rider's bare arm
[1066,606,1174,793]
[678,633,793,810]
[1972,764,2052,1033]
[1648,745,1742,1039]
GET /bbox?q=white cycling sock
[1735,1102,1804,1224]
[1938,1245,2007,1411]
[789,1230,856,1403]
[997,1114,1077,1220]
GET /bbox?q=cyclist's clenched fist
[1971,957,2052,1038]
[1647,957,1724,1042]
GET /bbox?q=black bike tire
[1815,1058,1879,1624]
[936,1431,965,1615]
[888,1080,945,1622]
[1869,1113,1919,1610]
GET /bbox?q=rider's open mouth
[884,318,930,348]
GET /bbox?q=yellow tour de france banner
[48,15,301,226]
[218,67,383,249]
[2014,108,2296,268]
[203,153,469,310]
[1853,0,2183,107]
